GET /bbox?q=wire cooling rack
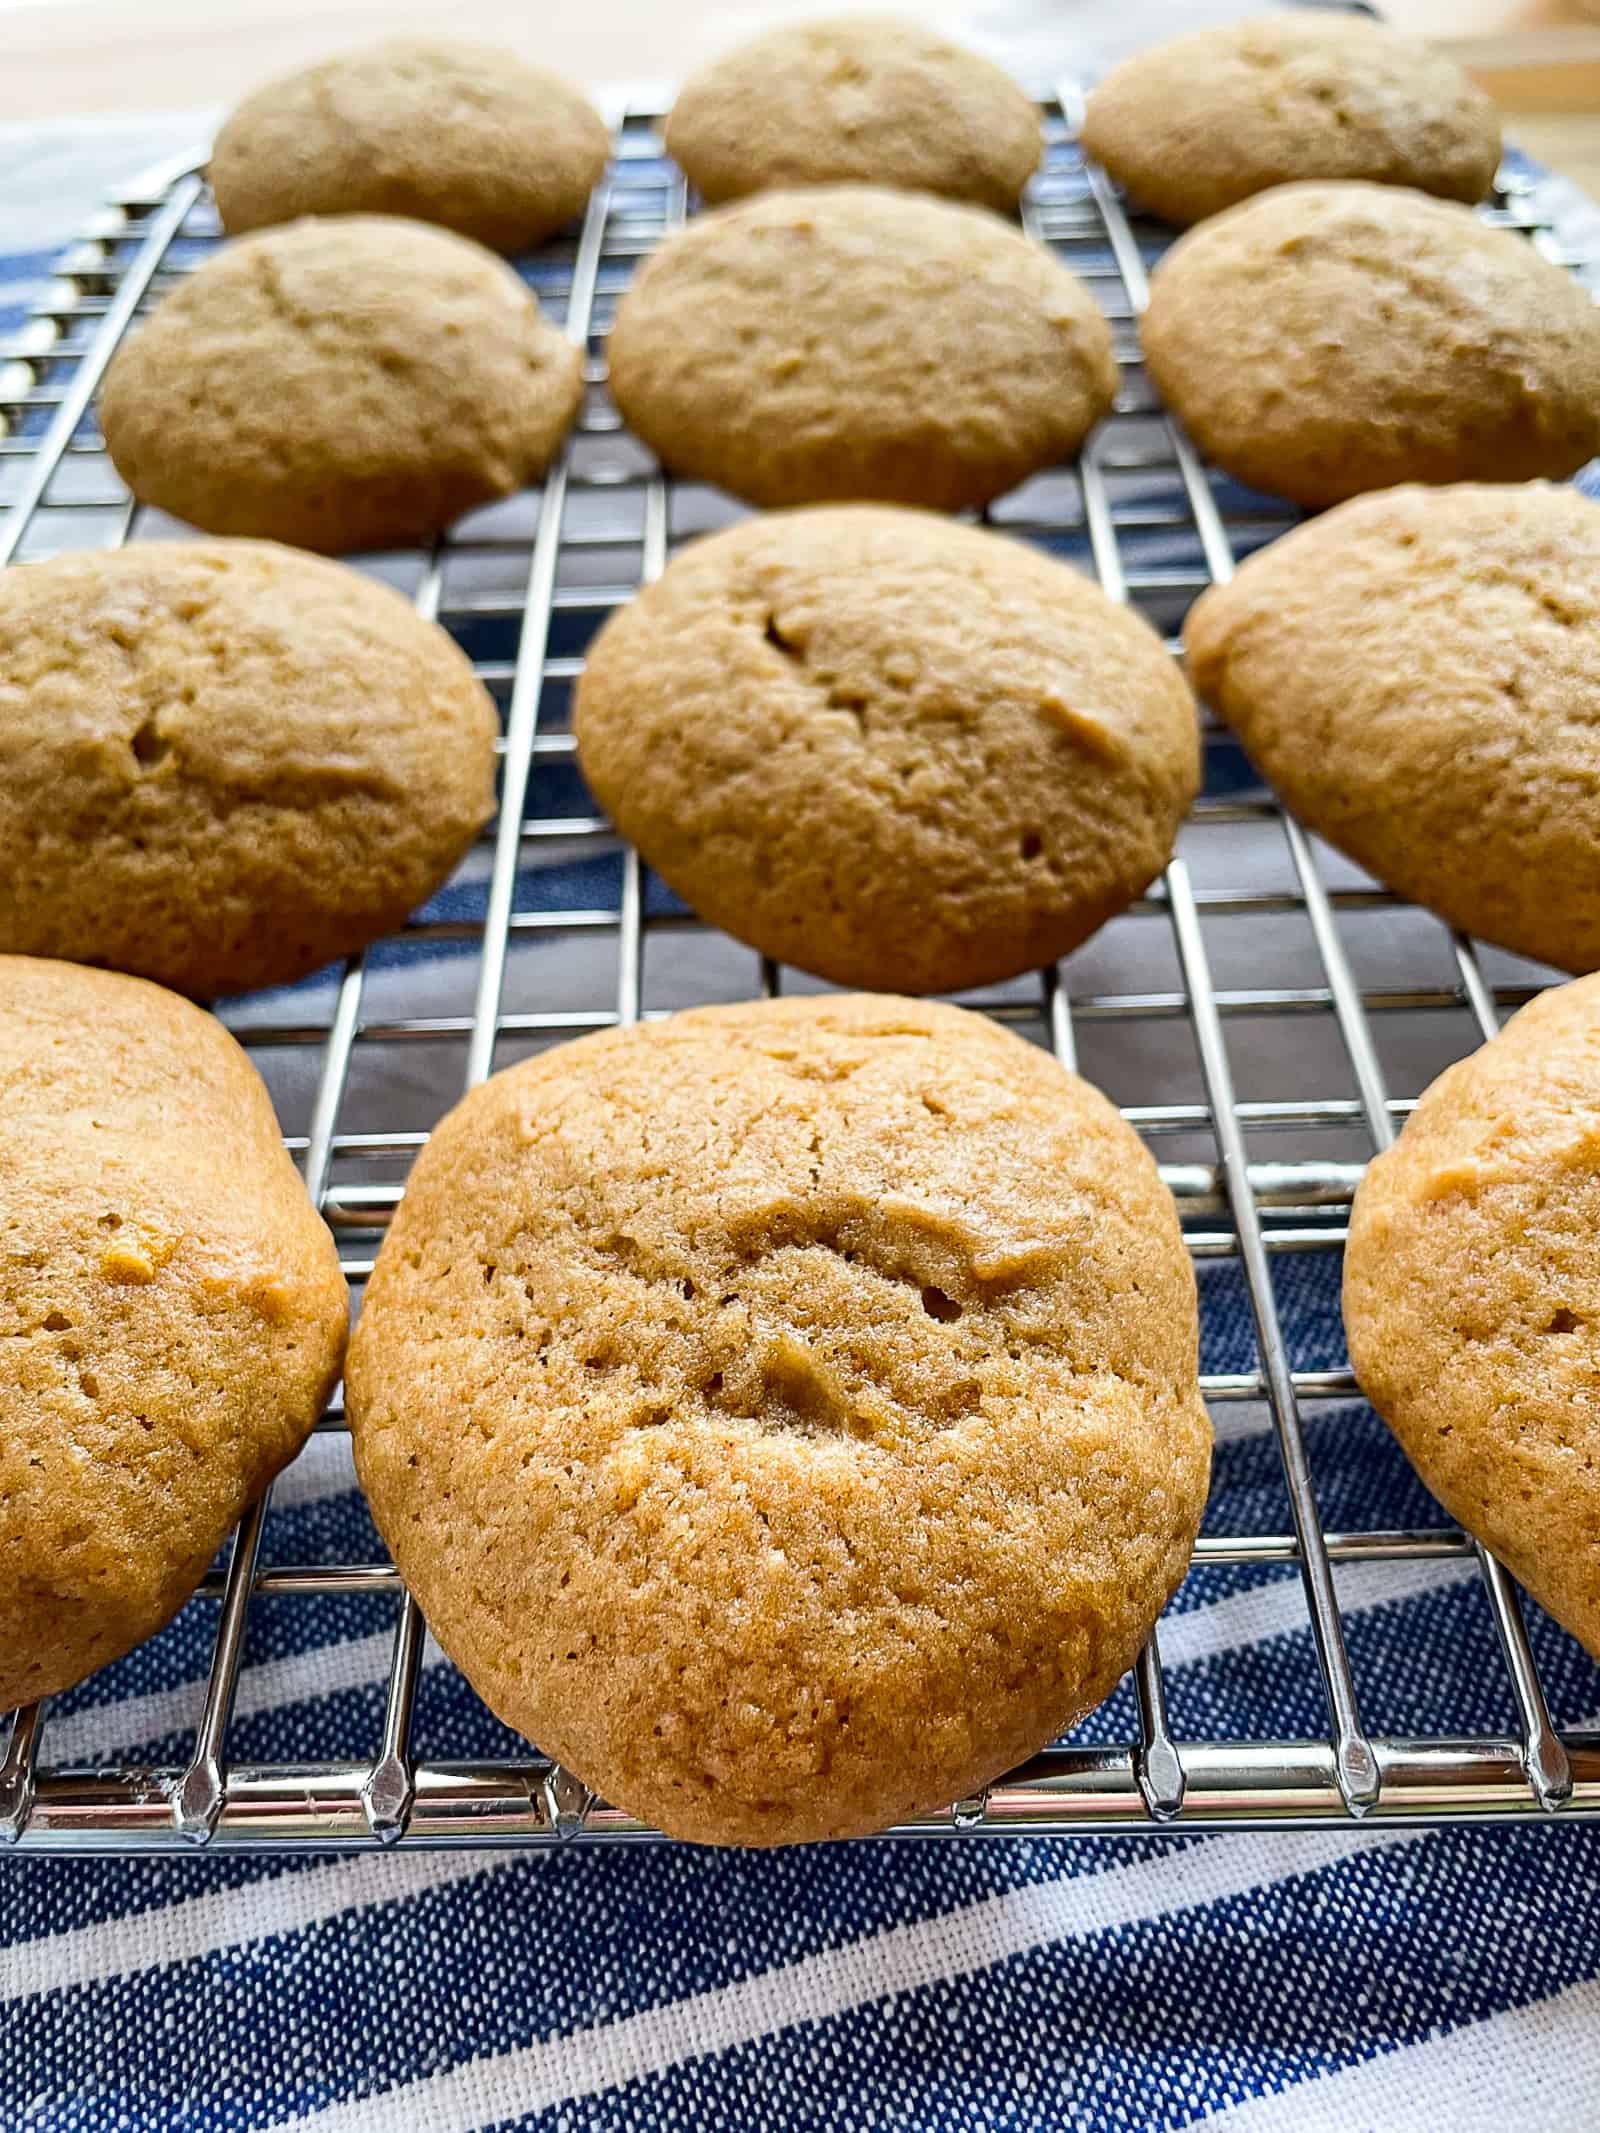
[4,96,1600,1852]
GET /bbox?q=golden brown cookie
[1141,183,1600,509]
[0,955,345,1712]
[576,506,1198,993]
[347,993,1210,1845]
[1185,483,1600,974]
[0,540,498,998]
[666,16,1040,213]
[607,186,1116,511]
[99,217,583,553]
[1083,14,1500,227]
[1346,972,1600,1661]
[210,38,610,252]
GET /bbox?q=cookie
[575,506,1198,993]
[347,993,1210,1845]
[210,37,610,252]
[1083,13,1500,227]
[1346,972,1600,1662]
[666,16,1040,213]
[607,186,1116,511]
[99,216,583,553]
[1185,483,1600,974]
[0,955,345,1712]
[0,540,498,998]
[1141,183,1600,509]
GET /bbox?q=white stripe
[271,1436,357,1511]
[1160,1556,1475,1675]
[42,1628,401,1765]
[257,1824,1418,2133]
[3,1851,528,2000]
[1209,1403,1277,1446]
[1206,1972,1600,2132]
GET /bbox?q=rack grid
[4,98,1600,1851]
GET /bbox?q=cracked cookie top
[573,504,1199,996]
[346,991,1210,1844]
[98,215,583,553]
[0,539,497,995]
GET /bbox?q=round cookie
[1141,183,1600,509]
[666,16,1040,213]
[210,38,610,252]
[575,506,1198,994]
[0,540,499,998]
[1082,14,1500,227]
[1184,483,1600,975]
[347,993,1210,1845]
[1346,972,1600,1662]
[0,955,345,1712]
[99,216,583,554]
[607,186,1117,511]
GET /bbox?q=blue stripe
[0,1848,329,1951]
[0,249,53,333]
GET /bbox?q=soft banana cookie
[99,216,583,553]
[347,993,1211,1845]
[0,540,498,997]
[210,37,610,251]
[1346,972,1600,1662]
[1142,183,1600,508]
[1083,13,1500,227]
[0,956,346,1712]
[1185,483,1600,974]
[607,186,1117,511]
[666,16,1040,212]
[575,506,1198,993]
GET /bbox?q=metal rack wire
[4,97,1600,1850]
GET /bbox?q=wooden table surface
[2,1,1597,195]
